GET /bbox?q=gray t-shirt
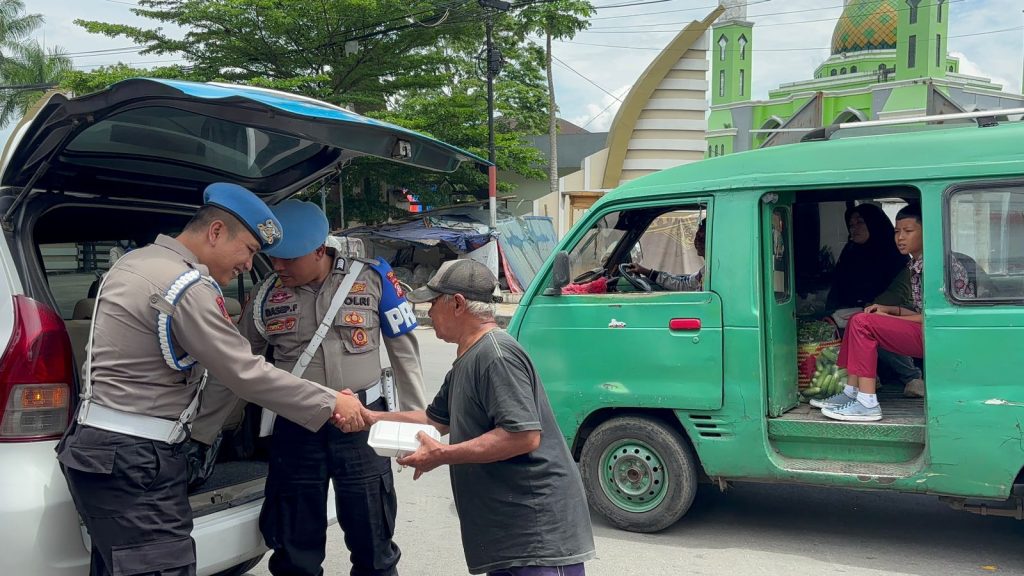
[426,330,595,574]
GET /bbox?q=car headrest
[222,297,242,319]
[72,298,96,320]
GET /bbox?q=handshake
[328,389,378,433]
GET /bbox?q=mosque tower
[711,0,753,106]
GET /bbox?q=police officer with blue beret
[231,199,425,576]
[56,183,366,576]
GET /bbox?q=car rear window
[64,106,322,178]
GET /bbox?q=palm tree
[516,1,594,217]
[0,0,70,128]
[0,0,42,60]
[0,41,71,127]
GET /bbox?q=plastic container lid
[367,421,442,458]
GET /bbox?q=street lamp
[478,0,510,229]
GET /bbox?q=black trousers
[877,348,922,386]
[57,424,195,576]
[261,398,400,576]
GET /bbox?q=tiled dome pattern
[831,0,899,55]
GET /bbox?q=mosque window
[738,35,748,60]
[719,35,728,61]
[719,70,726,97]
[949,65,954,72]
[840,67,847,75]
[908,35,917,68]
[850,65,857,73]
[936,34,942,67]
[937,0,944,23]
[907,0,920,25]
[739,70,745,95]
[830,69,837,77]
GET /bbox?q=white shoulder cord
[259,261,365,436]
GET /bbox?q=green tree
[62,62,196,96]
[74,0,551,226]
[517,0,593,198]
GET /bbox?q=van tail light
[0,296,75,441]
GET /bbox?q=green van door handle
[669,318,701,331]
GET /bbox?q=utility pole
[479,0,510,229]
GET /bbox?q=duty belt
[356,380,383,406]
[77,402,191,444]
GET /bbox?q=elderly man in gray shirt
[352,259,595,576]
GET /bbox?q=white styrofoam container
[367,421,442,458]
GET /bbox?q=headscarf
[827,203,909,309]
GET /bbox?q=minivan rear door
[1,78,486,209]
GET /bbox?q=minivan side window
[567,211,627,281]
[634,208,707,291]
[947,185,1024,302]
[772,207,791,302]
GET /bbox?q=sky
[20,0,1024,135]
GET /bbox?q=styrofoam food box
[367,421,442,458]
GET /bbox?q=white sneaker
[822,400,883,422]
[810,392,855,409]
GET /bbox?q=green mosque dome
[831,0,900,55]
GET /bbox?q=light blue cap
[203,182,283,251]
[263,199,329,259]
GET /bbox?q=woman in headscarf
[827,203,909,310]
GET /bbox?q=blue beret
[263,199,329,259]
[203,183,283,251]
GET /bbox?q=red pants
[838,312,923,378]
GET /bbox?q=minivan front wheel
[580,416,698,533]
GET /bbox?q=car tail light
[0,295,75,441]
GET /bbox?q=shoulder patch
[385,270,405,298]
[215,296,232,323]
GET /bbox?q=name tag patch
[265,302,299,319]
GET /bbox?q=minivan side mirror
[543,251,571,296]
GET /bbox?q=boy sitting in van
[814,204,975,422]
[627,218,706,291]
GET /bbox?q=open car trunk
[17,195,273,516]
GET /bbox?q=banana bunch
[800,347,846,400]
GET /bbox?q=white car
[0,78,482,575]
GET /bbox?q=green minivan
[509,112,1024,533]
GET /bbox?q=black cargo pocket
[379,473,397,539]
[59,444,159,519]
[110,535,195,576]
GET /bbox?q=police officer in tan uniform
[56,183,365,576]
[237,199,425,576]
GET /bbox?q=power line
[550,52,621,102]
[559,25,1024,50]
